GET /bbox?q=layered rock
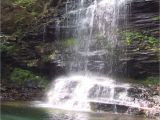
[123,0,159,78]
[1,0,159,81]
[1,0,65,82]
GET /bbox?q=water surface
[1,102,155,120]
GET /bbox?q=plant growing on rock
[10,68,49,87]
[152,16,160,21]
[141,76,160,86]
[124,31,159,47]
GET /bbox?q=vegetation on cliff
[1,0,159,95]
[125,31,159,47]
[10,68,48,87]
[1,0,54,87]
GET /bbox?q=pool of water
[1,102,155,120]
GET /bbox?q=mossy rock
[140,76,160,86]
[123,31,159,49]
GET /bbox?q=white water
[38,0,154,113]
[40,74,154,112]
[45,74,130,111]
[59,0,128,73]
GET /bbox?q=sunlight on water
[34,73,151,112]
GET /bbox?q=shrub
[10,68,48,87]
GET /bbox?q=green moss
[41,55,51,63]
[147,36,158,46]
[152,16,160,20]
[10,68,49,87]
[63,37,78,46]
[13,29,26,40]
[124,31,159,46]
[0,43,19,55]
[14,0,36,8]
[140,76,160,86]
[56,37,79,48]
[27,60,38,67]
[30,11,39,17]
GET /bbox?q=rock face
[1,86,44,101]
[123,50,159,78]
[1,0,65,82]
[128,0,159,36]
[123,0,159,78]
[90,84,160,118]
[1,0,159,81]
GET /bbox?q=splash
[40,74,156,114]
[42,0,131,112]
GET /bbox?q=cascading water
[38,0,158,115]
[45,74,132,111]
[62,0,126,73]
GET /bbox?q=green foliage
[125,31,144,45]
[63,38,78,46]
[42,55,51,63]
[141,76,160,86]
[26,59,38,67]
[57,38,79,48]
[30,11,39,17]
[14,0,36,8]
[0,44,18,55]
[10,68,48,87]
[125,31,159,46]
[152,16,160,20]
[147,36,158,46]
[13,29,26,40]
[2,0,52,41]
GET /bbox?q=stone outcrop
[1,0,65,82]
[128,0,159,37]
[123,0,159,78]
[1,0,159,82]
[90,84,160,118]
[1,86,44,101]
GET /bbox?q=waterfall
[44,0,130,111]
[62,0,127,74]
[38,0,153,113]
[45,75,133,111]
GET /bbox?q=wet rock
[88,85,111,98]
[116,105,129,113]
[90,102,147,114]
[90,102,116,112]
[127,87,142,98]
[24,80,41,88]
[128,108,145,116]
[1,86,44,101]
[123,0,160,78]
